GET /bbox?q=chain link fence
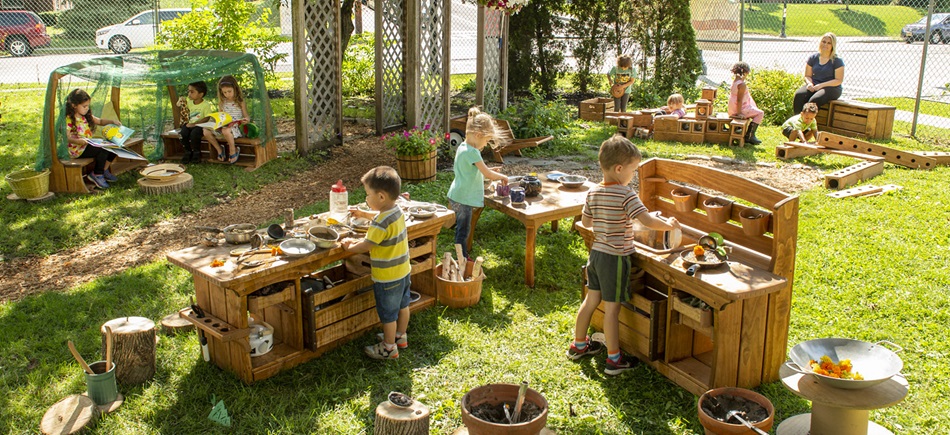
[694,0,950,138]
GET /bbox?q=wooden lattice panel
[418,0,447,133]
[378,0,406,130]
[482,8,504,114]
[303,0,341,146]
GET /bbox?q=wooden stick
[512,381,529,424]
[471,256,485,279]
[454,244,466,278]
[442,252,452,279]
[105,326,113,371]
[67,340,94,375]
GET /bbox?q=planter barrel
[396,150,437,183]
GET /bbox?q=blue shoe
[87,173,109,189]
[103,169,118,182]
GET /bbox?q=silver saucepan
[787,338,903,390]
[196,224,257,245]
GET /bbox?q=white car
[96,9,190,54]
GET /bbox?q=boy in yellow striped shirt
[342,166,412,359]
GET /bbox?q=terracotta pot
[703,197,733,224]
[698,387,775,435]
[461,383,548,435]
[671,187,698,212]
[739,208,770,236]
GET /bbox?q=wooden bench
[161,130,277,171]
[58,139,147,193]
[449,115,553,163]
[817,99,895,140]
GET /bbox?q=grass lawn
[864,97,950,119]
[743,4,922,38]
[1,115,949,433]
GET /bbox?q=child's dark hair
[361,166,401,200]
[65,88,96,134]
[599,135,641,170]
[217,75,244,103]
[189,81,208,97]
[802,102,819,114]
[730,62,751,76]
[617,54,633,69]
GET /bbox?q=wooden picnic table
[470,173,596,288]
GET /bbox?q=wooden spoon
[104,326,114,371]
[67,340,94,375]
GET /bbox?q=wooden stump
[101,317,156,386]
[41,394,98,434]
[160,310,194,335]
[374,400,430,435]
[136,173,193,194]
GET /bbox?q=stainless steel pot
[196,224,257,245]
[787,338,903,390]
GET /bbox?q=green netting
[37,50,275,171]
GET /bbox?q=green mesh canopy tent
[37,50,275,174]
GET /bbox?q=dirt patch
[0,127,821,303]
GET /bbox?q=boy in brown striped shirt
[568,135,680,375]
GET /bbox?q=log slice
[374,400,430,435]
[41,394,98,434]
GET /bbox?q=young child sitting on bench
[203,75,249,164]
[64,89,122,189]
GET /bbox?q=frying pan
[787,338,903,390]
[681,250,726,276]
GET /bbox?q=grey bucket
[85,361,117,405]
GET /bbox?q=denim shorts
[373,274,412,323]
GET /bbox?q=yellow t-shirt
[365,206,411,283]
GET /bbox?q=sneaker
[102,169,118,182]
[567,337,604,360]
[376,332,408,349]
[87,173,109,189]
[605,354,638,375]
[364,342,399,360]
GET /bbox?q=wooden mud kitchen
[576,158,799,395]
[167,210,453,383]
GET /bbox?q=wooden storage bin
[672,292,713,336]
[247,282,295,314]
[579,97,615,122]
[826,100,895,140]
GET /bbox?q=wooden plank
[208,282,232,373]
[823,161,884,190]
[226,286,252,383]
[776,144,821,159]
[817,132,936,169]
[314,290,376,326]
[668,357,712,392]
[315,307,378,347]
[710,301,742,388]
[826,184,902,198]
[911,151,950,165]
[737,294,768,388]
[785,140,885,162]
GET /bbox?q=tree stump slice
[160,310,194,334]
[451,428,557,435]
[136,173,193,194]
[101,317,156,386]
[82,392,124,414]
[374,400,430,435]
[41,394,98,434]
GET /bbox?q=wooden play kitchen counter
[166,209,454,383]
[575,158,799,395]
[470,173,597,288]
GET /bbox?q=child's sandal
[228,151,240,164]
[216,149,226,162]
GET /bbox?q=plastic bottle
[330,180,348,222]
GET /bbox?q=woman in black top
[793,32,845,113]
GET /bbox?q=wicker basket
[5,169,50,199]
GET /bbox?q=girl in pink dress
[727,62,763,145]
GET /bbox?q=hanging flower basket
[476,0,529,14]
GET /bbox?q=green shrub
[458,78,477,93]
[747,68,801,126]
[341,32,375,97]
[37,11,61,27]
[498,91,573,139]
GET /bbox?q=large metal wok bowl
[788,338,903,390]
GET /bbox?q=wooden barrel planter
[435,263,484,308]
[395,150,437,183]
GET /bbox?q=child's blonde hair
[667,93,684,107]
[617,54,633,69]
[217,75,244,103]
[802,102,819,114]
[599,135,641,171]
[465,107,496,144]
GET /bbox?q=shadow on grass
[833,8,888,37]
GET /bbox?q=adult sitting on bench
[64,89,122,189]
[793,32,845,114]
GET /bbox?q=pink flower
[423,124,431,131]
[429,138,436,145]
[404,131,411,138]
[444,133,450,140]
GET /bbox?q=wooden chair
[449,115,554,164]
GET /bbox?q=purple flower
[404,131,411,138]
[423,124,431,131]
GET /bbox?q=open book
[85,138,147,161]
[101,124,136,146]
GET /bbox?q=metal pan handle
[784,360,812,376]
[875,340,903,353]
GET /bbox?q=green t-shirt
[782,114,818,131]
[447,143,485,207]
[187,99,216,123]
[608,66,636,95]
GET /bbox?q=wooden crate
[823,100,895,140]
[581,277,668,361]
[579,97,615,122]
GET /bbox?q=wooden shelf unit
[575,158,799,395]
[167,211,453,383]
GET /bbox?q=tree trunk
[374,400,430,435]
[101,317,156,386]
[341,0,356,59]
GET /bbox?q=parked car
[0,10,51,57]
[902,13,950,44]
[96,8,190,54]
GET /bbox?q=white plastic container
[330,180,348,222]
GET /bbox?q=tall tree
[628,0,702,101]
[507,0,568,97]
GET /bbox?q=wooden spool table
[101,317,157,386]
[777,363,908,435]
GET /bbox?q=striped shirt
[365,205,411,283]
[582,183,647,256]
